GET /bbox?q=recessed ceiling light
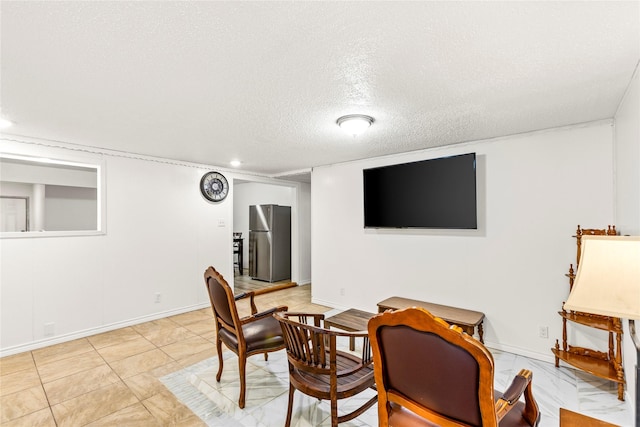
[230,160,242,167]
[337,114,374,136]
[0,118,14,129]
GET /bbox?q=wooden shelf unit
[552,225,625,401]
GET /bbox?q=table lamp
[563,235,640,427]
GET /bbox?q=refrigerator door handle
[249,238,258,277]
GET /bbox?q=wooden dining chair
[204,266,287,408]
[275,312,377,427]
[368,307,541,427]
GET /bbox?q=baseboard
[483,341,557,364]
[0,302,210,357]
[312,297,559,365]
[311,297,354,313]
[253,281,297,296]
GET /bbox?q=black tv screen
[363,153,477,229]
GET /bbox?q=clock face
[200,172,229,202]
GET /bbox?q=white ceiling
[1,1,638,177]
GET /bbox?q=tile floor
[161,308,634,427]
[0,283,634,426]
[0,283,326,426]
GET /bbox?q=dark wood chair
[204,266,287,408]
[368,307,541,427]
[274,312,377,427]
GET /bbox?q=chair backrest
[368,307,497,427]
[276,313,335,375]
[204,266,241,336]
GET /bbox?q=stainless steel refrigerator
[248,204,291,282]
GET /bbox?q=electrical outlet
[538,326,548,339]
[154,293,162,303]
[340,288,345,296]
[44,322,55,337]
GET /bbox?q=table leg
[478,322,484,344]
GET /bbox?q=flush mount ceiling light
[230,160,242,167]
[337,114,374,136]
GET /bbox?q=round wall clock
[200,171,229,202]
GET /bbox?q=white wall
[614,64,640,412]
[0,139,243,355]
[312,121,614,361]
[0,160,97,188]
[296,182,312,285]
[615,66,640,236]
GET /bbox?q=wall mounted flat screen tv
[363,153,477,229]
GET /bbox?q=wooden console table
[377,296,485,343]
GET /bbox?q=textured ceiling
[1,1,638,176]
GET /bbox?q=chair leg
[215,336,223,382]
[284,383,295,427]
[331,397,338,427]
[264,352,269,361]
[238,354,247,409]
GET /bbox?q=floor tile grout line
[31,349,59,427]
[1,276,272,425]
[39,328,179,426]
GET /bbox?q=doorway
[232,178,311,292]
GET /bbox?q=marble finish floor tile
[0,407,57,427]
[133,318,197,347]
[142,390,203,425]
[182,320,217,337]
[161,352,379,427]
[87,326,145,349]
[0,367,42,397]
[35,350,106,384]
[96,335,156,363]
[0,351,35,376]
[109,348,175,379]
[175,348,220,369]
[0,282,326,426]
[50,381,138,427]
[0,284,633,427]
[32,338,95,366]
[84,402,160,426]
[0,384,49,423]
[161,336,216,362]
[123,361,183,401]
[169,310,214,327]
[161,333,634,427]
[42,364,122,405]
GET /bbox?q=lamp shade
[564,235,640,319]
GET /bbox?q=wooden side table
[560,408,619,427]
[324,308,375,351]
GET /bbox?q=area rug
[160,346,378,427]
[161,314,632,427]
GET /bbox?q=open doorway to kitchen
[232,174,311,294]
